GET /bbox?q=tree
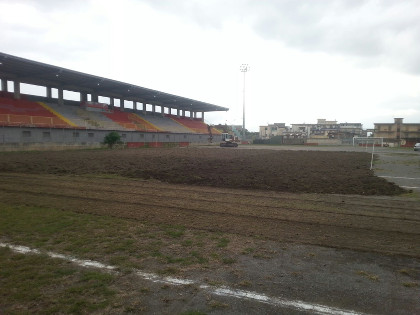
[104,131,121,149]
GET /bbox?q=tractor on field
[220,133,239,147]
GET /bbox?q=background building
[374,118,420,146]
[259,123,289,139]
[259,119,365,145]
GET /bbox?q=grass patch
[205,279,225,286]
[0,203,226,279]
[356,270,379,282]
[190,251,209,264]
[217,237,230,248]
[0,248,117,314]
[398,268,417,277]
[222,257,236,265]
[156,267,179,276]
[0,202,256,310]
[164,225,185,238]
[208,299,229,309]
[242,247,255,255]
[238,280,252,287]
[402,282,419,288]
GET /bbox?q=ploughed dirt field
[0,147,405,195]
[0,147,417,257]
[1,147,419,314]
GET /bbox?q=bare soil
[0,147,405,195]
[0,172,418,259]
[0,147,417,257]
[1,147,419,314]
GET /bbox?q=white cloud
[0,0,419,131]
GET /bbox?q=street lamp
[240,64,249,142]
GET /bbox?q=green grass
[0,202,251,311]
[0,247,117,314]
[217,237,230,248]
[242,247,255,255]
[222,257,236,265]
[0,204,213,267]
[164,224,185,238]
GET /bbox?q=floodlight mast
[240,64,249,142]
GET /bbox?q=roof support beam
[1,77,7,92]
[46,86,52,99]
[13,80,20,99]
[58,88,63,105]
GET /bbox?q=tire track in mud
[0,172,415,211]
[2,183,419,234]
[1,177,420,233]
[1,173,419,257]
[0,173,418,218]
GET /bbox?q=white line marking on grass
[47,252,116,270]
[0,242,367,315]
[401,186,420,189]
[206,286,364,315]
[379,176,420,180]
[0,243,117,271]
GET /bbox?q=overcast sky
[1,0,419,131]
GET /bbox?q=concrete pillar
[46,87,52,99]
[92,93,98,103]
[142,102,146,115]
[1,78,8,92]
[13,80,20,99]
[58,88,64,105]
[133,101,137,111]
[177,109,180,118]
[110,97,114,108]
[120,98,124,111]
[152,104,156,115]
[201,111,205,122]
[80,91,87,102]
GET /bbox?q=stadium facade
[0,52,228,150]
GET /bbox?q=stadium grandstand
[0,52,227,149]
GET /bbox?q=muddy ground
[0,147,419,314]
[0,147,405,195]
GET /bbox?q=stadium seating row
[0,94,220,134]
[0,97,73,128]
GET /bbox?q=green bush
[104,132,121,149]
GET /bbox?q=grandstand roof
[0,52,228,112]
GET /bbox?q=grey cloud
[0,0,107,61]
[141,0,420,74]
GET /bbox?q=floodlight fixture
[240,64,249,72]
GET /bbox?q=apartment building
[374,118,420,146]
